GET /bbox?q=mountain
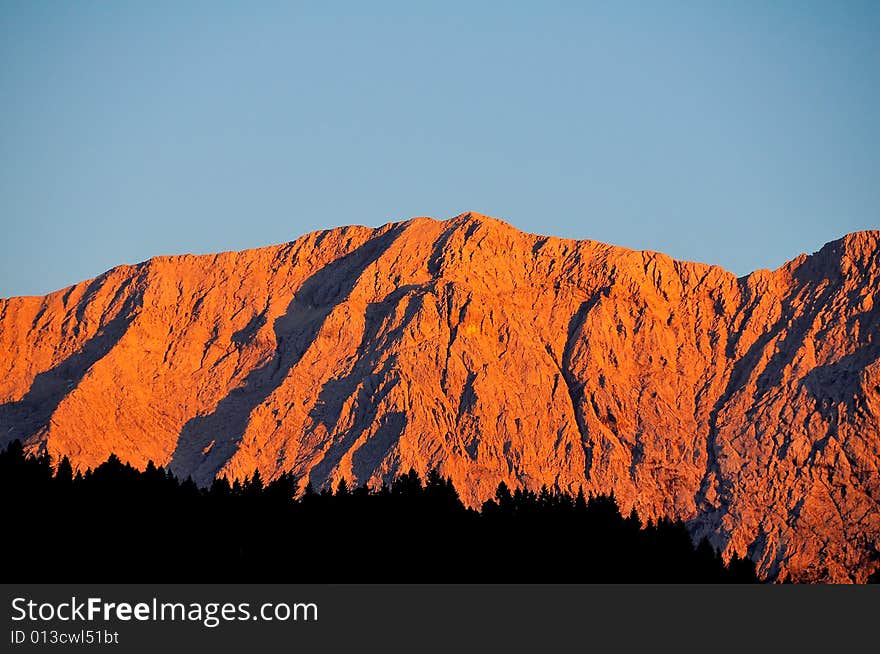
[1,213,878,582]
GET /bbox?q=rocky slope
[1,213,878,582]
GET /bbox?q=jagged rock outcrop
[1,213,878,582]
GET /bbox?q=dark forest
[0,440,760,583]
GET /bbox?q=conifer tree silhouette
[0,439,762,583]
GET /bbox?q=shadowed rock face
[1,213,878,582]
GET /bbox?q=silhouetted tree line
[0,440,759,582]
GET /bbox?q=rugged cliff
[1,213,878,581]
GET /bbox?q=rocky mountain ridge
[1,213,878,582]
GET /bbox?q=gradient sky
[1,1,878,298]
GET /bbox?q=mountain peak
[836,229,880,263]
[393,211,521,239]
[446,211,513,227]
[1,218,878,582]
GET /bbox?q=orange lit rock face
[1,214,878,582]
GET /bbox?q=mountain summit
[1,213,878,582]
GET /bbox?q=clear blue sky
[2,1,877,298]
